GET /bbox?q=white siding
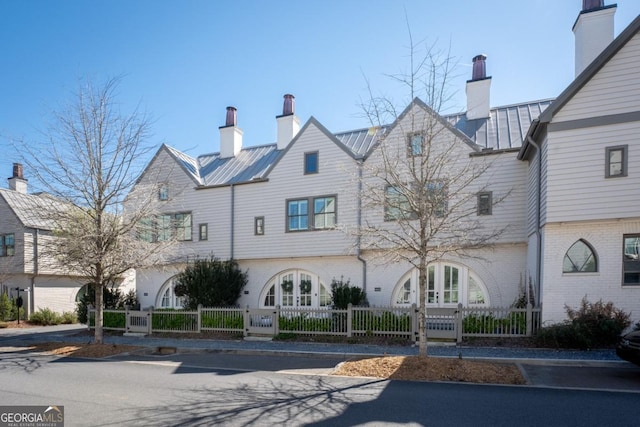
[555,34,640,122]
[233,122,359,259]
[32,275,83,314]
[546,122,640,222]
[541,220,640,326]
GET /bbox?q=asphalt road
[0,350,638,426]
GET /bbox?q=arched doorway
[392,262,489,307]
[259,269,331,308]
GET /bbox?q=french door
[426,264,460,307]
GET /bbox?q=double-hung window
[1,234,15,256]
[287,196,336,231]
[605,145,628,178]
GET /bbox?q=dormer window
[304,152,318,174]
[158,184,169,201]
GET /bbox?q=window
[157,277,184,309]
[395,278,412,305]
[255,217,265,235]
[605,145,628,178]
[1,234,15,257]
[158,184,169,201]
[427,181,447,218]
[286,196,336,231]
[563,239,597,273]
[408,132,424,156]
[199,223,208,241]
[138,212,192,242]
[623,235,640,285]
[304,152,319,174]
[385,186,414,221]
[287,199,308,231]
[477,191,492,216]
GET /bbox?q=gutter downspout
[356,160,367,293]
[29,227,39,319]
[230,184,235,259]
[526,136,542,307]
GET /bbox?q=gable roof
[519,14,640,160]
[155,95,550,188]
[0,189,69,230]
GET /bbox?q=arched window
[259,269,330,308]
[563,239,597,273]
[156,276,185,309]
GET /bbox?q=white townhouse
[0,164,82,316]
[519,2,640,323]
[132,0,639,326]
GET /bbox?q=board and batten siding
[555,34,640,122]
[545,122,640,222]
[233,121,359,260]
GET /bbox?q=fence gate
[425,307,459,340]
[126,310,151,334]
[245,308,277,337]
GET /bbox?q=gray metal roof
[162,98,552,187]
[334,126,387,157]
[445,99,553,150]
[0,189,68,230]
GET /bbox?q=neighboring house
[0,164,81,316]
[133,1,639,326]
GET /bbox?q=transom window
[623,235,640,285]
[563,239,597,273]
[0,234,15,257]
[605,145,627,178]
[286,196,336,231]
[304,152,319,174]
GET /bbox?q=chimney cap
[582,0,604,12]
[278,93,295,117]
[469,54,490,82]
[12,163,24,180]
[221,106,237,128]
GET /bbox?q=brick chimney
[219,106,243,158]
[276,94,300,150]
[573,0,617,76]
[8,163,28,194]
[465,54,491,120]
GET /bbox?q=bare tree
[356,36,509,356]
[18,77,176,343]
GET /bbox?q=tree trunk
[94,282,104,344]
[418,259,428,356]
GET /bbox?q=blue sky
[1,0,639,190]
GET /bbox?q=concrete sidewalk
[0,323,624,364]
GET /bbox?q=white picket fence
[88,303,541,342]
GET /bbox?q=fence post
[410,303,418,342]
[147,307,153,335]
[347,303,353,338]
[456,303,463,343]
[244,305,250,337]
[197,304,202,333]
[125,305,130,333]
[526,303,532,336]
[274,305,280,336]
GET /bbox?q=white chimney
[219,106,243,158]
[573,0,617,77]
[8,163,28,194]
[465,54,491,120]
[276,94,300,150]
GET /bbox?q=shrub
[201,312,243,329]
[330,277,367,309]
[173,256,248,309]
[61,311,78,324]
[76,284,139,323]
[535,297,631,349]
[0,292,12,321]
[30,308,63,326]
